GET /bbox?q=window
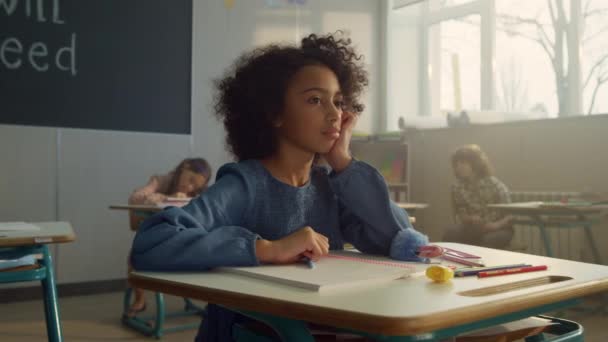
[429,15,481,115]
[495,0,557,119]
[386,2,423,131]
[386,0,608,131]
[581,0,608,115]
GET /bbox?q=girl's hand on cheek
[323,112,357,173]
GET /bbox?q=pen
[441,254,485,267]
[455,264,531,277]
[301,257,315,269]
[478,265,548,278]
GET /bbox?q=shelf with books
[351,134,409,202]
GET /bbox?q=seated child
[126,158,212,317]
[129,158,212,205]
[443,144,513,249]
[131,32,430,341]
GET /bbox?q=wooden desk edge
[489,204,608,213]
[109,205,160,213]
[128,273,608,336]
[396,203,429,210]
[0,233,76,247]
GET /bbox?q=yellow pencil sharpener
[425,265,454,282]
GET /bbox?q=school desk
[488,202,608,264]
[0,222,75,342]
[109,204,205,338]
[109,204,163,231]
[395,202,429,211]
[129,242,608,341]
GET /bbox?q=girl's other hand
[467,215,483,226]
[416,245,445,258]
[255,226,329,264]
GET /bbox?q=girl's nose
[327,104,342,122]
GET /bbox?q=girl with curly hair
[131,32,430,341]
[443,144,513,248]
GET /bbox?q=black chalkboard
[0,0,192,134]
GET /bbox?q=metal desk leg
[538,222,554,257]
[583,224,603,264]
[40,245,63,342]
[232,299,580,342]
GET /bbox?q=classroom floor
[0,292,605,341]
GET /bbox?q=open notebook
[218,251,415,292]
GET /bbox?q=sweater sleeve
[486,177,512,222]
[329,160,429,261]
[130,164,261,271]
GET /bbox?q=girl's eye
[334,100,345,109]
[307,97,321,105]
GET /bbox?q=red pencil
[478,265,548,278]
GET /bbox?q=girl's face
[175,169,207,196]
[274,65,344,155]
[454,160,474,180]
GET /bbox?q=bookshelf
[351,133,410,202]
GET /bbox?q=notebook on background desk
[0,222,41,232]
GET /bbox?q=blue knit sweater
[131,159,428,341]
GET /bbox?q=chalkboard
[0,0,192,134]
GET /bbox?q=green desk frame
[0,245,63,342]
[229,300,584,342]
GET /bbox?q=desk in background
[0,222,75,342]
[109,204,162,231]
[395,202,428,225]
[130,242,608,341]
[489,202,607,264]
[109,204,204,338]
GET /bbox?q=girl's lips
[322,127,340,134]
[322,128,340,139]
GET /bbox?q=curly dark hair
[214,32,369,161]
[451,144,494,179]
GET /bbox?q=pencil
[301,257,315,269]
[478,265,548,278]
[455,264,531,277]
[441,254,485,267]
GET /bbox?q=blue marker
[301,257,315,269]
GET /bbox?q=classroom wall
[0,0,382,286]
[408,114,608,264]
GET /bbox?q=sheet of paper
[0,222,41,232]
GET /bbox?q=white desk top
[489,202,608,213]
[130,242,608,335]
[395,203,429,210]
[0,222,75,247]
